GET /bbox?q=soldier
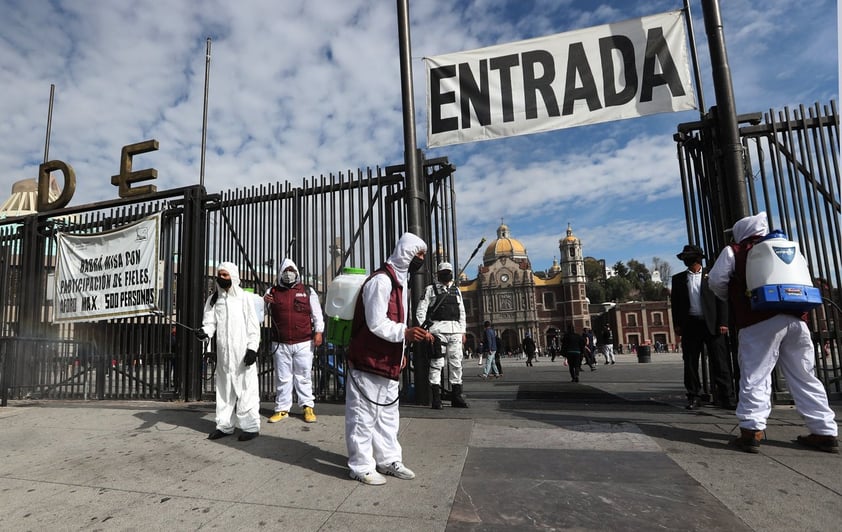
[416,262,469,409]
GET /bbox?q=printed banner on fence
[53,213,161,323]
[424,10,696,148]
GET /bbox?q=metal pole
[200,38,211,187]
[701,0,749,223]
[682,0,706,118]
[43,84,55,163]
[396,0,430,405]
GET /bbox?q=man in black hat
[670,244,735,410]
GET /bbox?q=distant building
[458,223,590,354]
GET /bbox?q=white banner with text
[425,10,696,147]
[53,213,161,323]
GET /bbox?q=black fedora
[676,244,705,260]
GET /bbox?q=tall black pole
[200,38,211,188]
[43,84,55,163]
[701,0,749,224]
[396,0,430,405]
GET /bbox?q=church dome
[561,223,579,243]
[483,223,528,265]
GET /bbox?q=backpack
[745,230,821,311]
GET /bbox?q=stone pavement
[1,351,840,531]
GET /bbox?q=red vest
[268,284,313,343]
[729,240,807,330]
[348,264,405,380]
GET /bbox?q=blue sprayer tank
[745,230,821,311]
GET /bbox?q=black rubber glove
[243,349,258,366]
[195,329,209,341]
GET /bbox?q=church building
[457,223,590,354]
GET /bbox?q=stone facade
[458,223,590,354]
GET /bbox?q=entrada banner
[424,10,696,148]
[53,213,161,323]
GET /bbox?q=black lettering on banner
[521,50,559,119]
[59,298,77,313]
[489,54,519,123]
[430,65,458,134]
[125,249,141,266]
[81,295,98,311]
[600,35,638,107]
[640,26,685,102]
[105,293,119,309]
[112,273,122,287]
[562,42,602,116]
[459,60,491,129]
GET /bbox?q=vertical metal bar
[43,84,55,163]
[682,0,706,117]
[200,38,211,187]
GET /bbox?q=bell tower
[558,223,590,330]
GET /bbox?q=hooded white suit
[709,213,837,436]
[345,232,426,478]
[201,262,261,434]
[265,258,325,414]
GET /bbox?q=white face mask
[281,271,297,285]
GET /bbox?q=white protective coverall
[708,212,837,436]
[265,258,325,412]
[345,232,426,477]
[416,277,466,386]
[201,262,262,434]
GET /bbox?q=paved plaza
[1,351,840,531]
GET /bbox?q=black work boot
[431,384,443,410]
[451,383,469,408]
[729,428,763,453]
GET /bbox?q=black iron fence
[675,101,841,399]
[0,157,457,403]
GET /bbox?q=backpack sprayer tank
[745,230,821,311]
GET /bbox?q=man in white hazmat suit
[196,262,262,441]
[263,258,324,423]
[345,232,434,485]
[416,261,469,409]
[708,212,838,454]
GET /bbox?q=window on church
[653,313,663,326]
[569,248,575,257]
[571,264,577,275]
[543,292,554,309]
[627,314,637,326]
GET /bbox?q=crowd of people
[196,218,837,489]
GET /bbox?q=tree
[586,280,606,304]
[612,261,629,279]
[583,257,605,283]
[605,276,632,302]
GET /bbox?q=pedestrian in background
[561,325,585,383]
[478,321,500,378]
[600,324,615,365]
[522,333,536,367]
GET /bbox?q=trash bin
[637,345,651,363]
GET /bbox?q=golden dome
[483,223,528,265]
[561,223,579,243]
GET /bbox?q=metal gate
[0,157,457,403]
[675,101,841,398]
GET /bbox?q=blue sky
[0,0,837,282]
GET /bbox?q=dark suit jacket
[671,269,728,336]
